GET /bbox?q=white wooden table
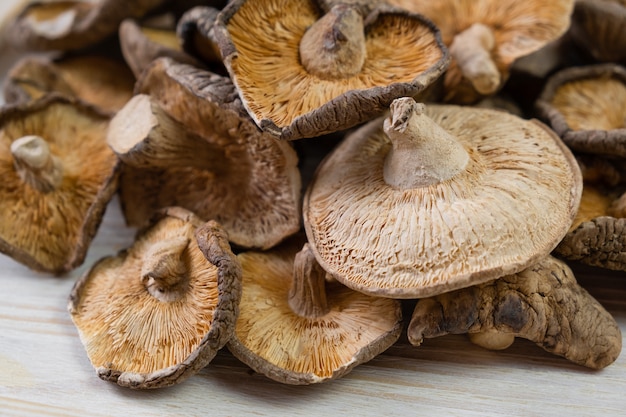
[1,201,625,417]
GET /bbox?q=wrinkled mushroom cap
[536,64,626,158]
[120,57,301,250]
[228,240,402,384]
[0,95,118,273]
[570,0,626,63]
[212,0,448,139]
[68,207,242,389]
[304,102,582,298]
[3,54,135,114]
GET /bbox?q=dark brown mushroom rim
[535,64,626,158]
[212,0,449,140]
[569,0,626,63]
[4,0,167,51]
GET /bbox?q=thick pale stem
[450,23,500,95]
[288,243,330,318]
[383,97,470,189]
[11,135,63,193]
[141,236,190,302]
[468,331,515,350]
[299,4,366,79]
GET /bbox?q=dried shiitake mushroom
[2,0,167,51]
[68,207,242,389]
[407,255,622,370]
[0,94,118,273]
[176,6,224,67]
[535,64,626,158]
[228,241,402,385]
[304,97,582,299]
[3,53,135,114]
[389,0,575,103]
[569,0,626,63]
[109,57,301,250]
[211,0,449,140]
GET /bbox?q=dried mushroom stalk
[212,0,449,139]
[408,256,622,369]
[68,207,242,389]
[228,241,402,384]
[0,94,118,273]
[536,64,626,158]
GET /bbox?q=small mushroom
[228,240,403,384]
[569,0,626,63]
[68,207,242,389]
[0,94,118,273]
[2,0,168,51]
[407,255,622,370]
[535,63,626,158]
[109,57,301,250]
[211,0,449,140]
[389,0,575,103]
[304,97,582,298]
[3,53,135,114]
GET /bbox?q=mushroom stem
[11,135,63,193]
[141,236,190,302]
[299,4,366,80]
[383,97,470,189]
[449,23,500,95]
[288,243,330,318]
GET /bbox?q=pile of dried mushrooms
[0,0,624,389]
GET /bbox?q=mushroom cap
[68,207,242,389]
[212,0,449,140]
[304,103,582,299]
[569,0,626,63]
[0,94,118,273]
[3,0,167,51]
[228,241,402,384]
[535,64,626,158]
[3,54,135,115]
[123,57,301,250]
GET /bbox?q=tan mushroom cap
[3,0,167,51]
[228,240,402,384]
[68,207,242,389]
[389,0,574,102]
[536,64,626,158]
[304,97,582,299]
[407,255,622,370]
[3,54,135,114]
[0,95,118,273]
[117,57,301,250]
[212,0,448,140]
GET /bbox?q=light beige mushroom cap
[228,241,402,384]
[68,207,242,389]
[304,99,582,299]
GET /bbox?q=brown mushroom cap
[535,64,626,158]
[228,240,402,384]
[176,6,225,67]
[389,0,574,103]
[407,255,622,370]
[115,57,301,250]
[304,97,582,299]
[68,207,242,389]
[212,0,448,140]
[0,94,118,273]
[569,0,626,63]
[3,54,135,114]
[3,0,167,51]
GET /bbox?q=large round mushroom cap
[304,98,582,299]
[68,207,242,389]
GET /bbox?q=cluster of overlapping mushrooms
[0,0,624,389]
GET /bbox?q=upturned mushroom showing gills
[211,0,449,140]
[304,97,582,299]
[388,0,574,103]
[0,95,118,274]
[109,57,301,250]
[407,255,622,370]
[68,207,242,389]
[569,0,626,63]
[535,64,626,158]
[228,241,402,385]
